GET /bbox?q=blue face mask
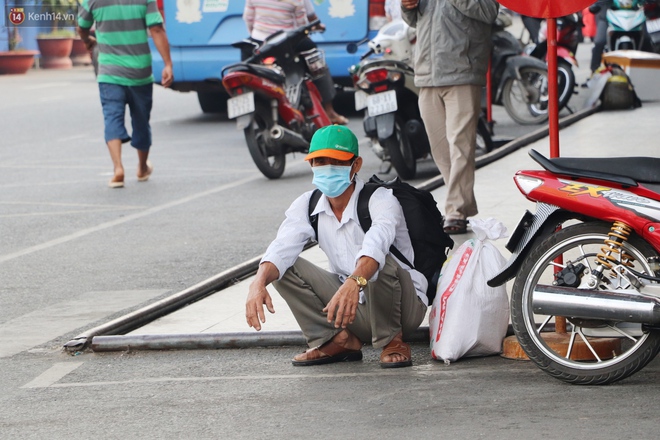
[312,164,354,198]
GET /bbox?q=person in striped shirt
[243,0,348,125]
[78,0,173,188]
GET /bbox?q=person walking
[401,0,498,235]
[77,0,173,188]
[245,125,428,368]
[243,0,348,125]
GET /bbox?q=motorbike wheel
[502,66,549,125]
[511,222,660,385]
[244,102,286,179]
[381,117,416,180]
[556,59,575,111]
[475,116,494,157]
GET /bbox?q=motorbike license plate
[647,18,660,34]
[227,92,255,119]
[354,90,368,111]
[367,90,398,117]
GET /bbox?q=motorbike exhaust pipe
[269,125,310,150]
[532,285,660,325]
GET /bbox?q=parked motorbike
[347,20,494,179]
[527,13,581,112]
[490,11,551,125]
[222,21,330,179]
[607,0,646,50]
[488,149,660,385]
[643,0,660,52]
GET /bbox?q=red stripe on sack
[435,247,473,343]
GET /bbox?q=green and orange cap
[304,125,359,162]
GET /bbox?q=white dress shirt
[261,177,429,305]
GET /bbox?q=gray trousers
[273,255,427,349]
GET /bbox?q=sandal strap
[298,339,360,362]
[380,339,411,363]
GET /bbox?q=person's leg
[591,11,609,73]
[363,255,427,367]
[442,84,480,223]
[365,256,426,348]
[274,257,364,349]
[107,139,124,186]
[126,84,153,179]
[419,86,450,184]
[99,83,130,187]
[297,37,347,124]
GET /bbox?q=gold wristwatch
[347,275,368,289]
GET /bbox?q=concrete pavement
[87,96,660,352]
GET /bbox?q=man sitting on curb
[245,125,428,368]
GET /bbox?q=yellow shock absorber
[596,221,636,275]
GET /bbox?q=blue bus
[150,0,389,113]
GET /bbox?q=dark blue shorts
[98,82,153,151]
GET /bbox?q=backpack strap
[357,183,414,270]
[308,188,323,240]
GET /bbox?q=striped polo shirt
[243,0,307,41]
[78,0,163,86]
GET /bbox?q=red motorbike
[489,149,660,385]
[222,21,330,179]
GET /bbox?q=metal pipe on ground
[90,327,432,352]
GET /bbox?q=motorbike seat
[223,63,286,85]
[530,149,660,186]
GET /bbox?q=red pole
[486,55,493,124]
[547,17,560,158]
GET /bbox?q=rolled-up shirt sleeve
[260,192,315,280]
[355,187,402,281]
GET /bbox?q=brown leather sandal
[380,338,413,369]
[292,340,363,366]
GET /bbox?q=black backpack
[308,175,454,303]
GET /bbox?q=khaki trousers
[418,84,481,220]
[273,255,427,349]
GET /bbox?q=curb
[69,104,600,353]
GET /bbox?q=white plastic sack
[428,218,510,364]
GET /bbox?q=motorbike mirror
[346,37,370,54]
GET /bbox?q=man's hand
[245,283,275,331]
[83,35,97,52]
[401,0,419,10]
[323,280,360,329]
[311,21,326,32]
[161,65,173,88]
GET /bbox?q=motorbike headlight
[514,175,544,195]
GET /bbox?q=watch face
[350,275,367,287]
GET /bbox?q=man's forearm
[150,25,172,67]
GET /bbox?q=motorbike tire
[244,102,286,179]
[618,41,635,50]
[381,116,416,180]
[556,59,575,112]
[475,116,494,157]
[502,66,549,125]
[511,222,660,385]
